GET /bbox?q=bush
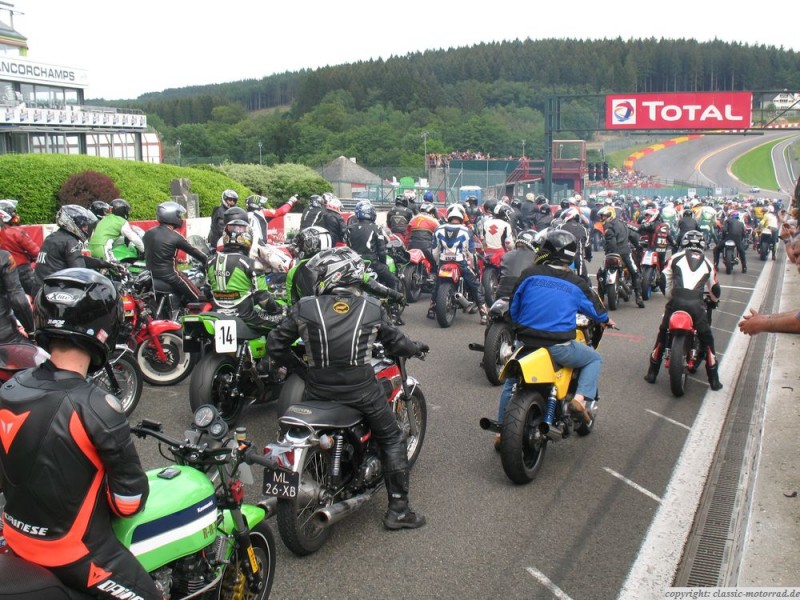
[217,162,332,210]
[57,170,121,208]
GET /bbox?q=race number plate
[263,467,300,499]
[214,320,237,353]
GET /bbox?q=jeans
[431,260,483,307]
[546,340,603,401]
[497,376,516,421]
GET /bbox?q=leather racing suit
[143,224,208,305]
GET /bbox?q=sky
[7,0,799,101]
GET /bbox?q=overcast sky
[10,0,799,100]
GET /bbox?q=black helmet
[308,195,322,209]
[307,247,366,296]
[538,229,577,266]
[483,198,498,215]
[539,204,551,215]
[34,268,122,373]
[110,198,130,219]
[395,195,409,208]
[681,230,706,250]
[222,219,253,251]
[246,195,268,212]
[56,204,97,241]
[682,208,693,217]
[535,195,548,205]
[515,229,538,251]
[156,201,186,227]
[89,200,111,219]
[221,189,239,208]
[295,225,333,258]
[511,197,522,209]
[223,206,248,225]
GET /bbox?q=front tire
[435,281,457,328]
[219,522,276,599]
[189,354,244,426]
[482,322,514,386]
[668,332,688,397]
[135,330,197,386]
[277,447,331,556]
[92,351,143,417]
[500,390,548,484]
[394,387,427,467]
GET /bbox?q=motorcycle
[758,227,775,261]
[0,341,143,417]
[639,248,665,300]
[468,297,515,386]
[118,268,199,386]
[182,312,304,426]
[480,247,505,307]
[665,299,714,397]
[0,405,277,599]
[479,315,605,484]
[262,347,427,556]
[433,251,483,328]
[596,253,633,311]
[401,248,435,303]
[722,239,739,274]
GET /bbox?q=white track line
[525,566,574,600]
[603,467,662,503]
[720,285,756,291]
[644,409,691,431]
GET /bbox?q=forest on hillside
[106,38,800,170]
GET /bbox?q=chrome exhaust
[311,489,380,528]
[453,292,472,309]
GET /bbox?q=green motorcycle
[183,312,304,426]
[0,405,276,599]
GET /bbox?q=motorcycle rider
[520,193,538,229]
[207,189,239,245]
[267,247,429,530]
[644,230,723,391]
[482,202,515,253]
[320,193,347,246]
[143,201,208,306]
[464,195,483,228]
[559,207,591,283]
[206,219,283,331]
[597,206,645,308]
[713,211,747,273]
[286,225,335,304]
[300,194,325,229]
[88,200,111,236]
[509,229,613,423]
[427,204,488,325]
[405,200,440,275]
[531,200,554,231]
[0,268,160,598]
[386,194,414,236]
[0,214,35,344]
[757,205,779,260]
[0,201,41,296]
[88,198,144,261]
[35,204,97,281]
[676,207,701,247]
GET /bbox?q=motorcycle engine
[171,554,212,597]
[150,567,172,598]
[360,455,383,486]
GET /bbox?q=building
[0,3,161,161]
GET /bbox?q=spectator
[738,309,800,335]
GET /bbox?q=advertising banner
[606,92,752,130]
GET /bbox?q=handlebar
[244,446,276,468]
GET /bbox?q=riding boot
[479,304,489,325]
[635,289,645,308]
[426,299,436,320]
[707,363,723,391]
[383,470,426,530]
[644,358,660,384]
[596,269,606,298]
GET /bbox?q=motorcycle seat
[281,400,364,429]
[0,553,91,598]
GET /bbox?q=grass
[730,140,781,192]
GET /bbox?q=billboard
[606,92,752,130]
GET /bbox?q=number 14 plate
[262,467,300,499]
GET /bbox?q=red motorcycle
[480,247,505,306]
[401,248,435,303]
[433,255,483,328]
[664,298,715,398]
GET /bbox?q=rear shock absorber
[544,385,557,425]
[330,433,344,487]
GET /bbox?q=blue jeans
[497,376,516,421]
[547,340,603,401]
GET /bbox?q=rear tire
[500,390,548,484]
[606,281,618,311]
[641,266,653,301]
[668,332,688,397]
[402,263,423,303]
[482,322,514,386]
[189,354,244,426]
[277,447,331,556]
[481,268,500,307]
[435,282,457,328]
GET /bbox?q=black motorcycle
[468,297,516,386]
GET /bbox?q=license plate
[214,320,237,353]
[263,467,300,499]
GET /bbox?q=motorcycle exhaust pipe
[453,292,472,310]
[479,417,502,433]
[543,422,564,442]
[311,489,379,528]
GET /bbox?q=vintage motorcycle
[182,312,304,426]
[0,405,276,599]
[758,227,775,261]
[480,247,505,307]
[401,248,435,303]
[262,347,427,556]
[639,247,665,300]
[596,253,633,310]
[468,297,515,386]
[433,250,484,328]
[664,299,715,397]
[721,239,740,274]
[480,315,605,484]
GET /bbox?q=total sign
[606,92,752,130]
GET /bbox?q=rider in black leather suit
[34,204,97,281]
[0,248,35,344]
[143,201,208,305]
[267,247,428,530]
[0,268,160,599]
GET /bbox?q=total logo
[611,99,636,125]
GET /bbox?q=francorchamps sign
[606,92,752,130]
[0,56,89,88]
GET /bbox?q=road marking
[688,375,710,386]
[724,298,749,304]
[720,285,756,291]
[604,331,646,343]
[716,309,742,318]
[525,566,573,600]
[711,326,734,333]
[645,409,691,431]
[603,467,662,502]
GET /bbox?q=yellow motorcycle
[480,315,606,484]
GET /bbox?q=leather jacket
[0,249,34,339]
[143,224,208,278]
[34,229,86,280]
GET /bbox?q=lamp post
[258,141,263,165]
[421,131,429,173]
[176,139,182,166]
[522,139,525,158]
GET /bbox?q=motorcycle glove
[414,342,430,356]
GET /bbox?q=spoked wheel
[92,350,143,417]
[394,387,428,467]
[668,332,689,397]
[189,354,244,426]
[219,521,276,599]
[402,263,423,303]
[500,390,548,484]
[482,322,514,386]
[277,447,331,556]
[435,281,458,328]
[481,268,500,307]
[135,330,197,386]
